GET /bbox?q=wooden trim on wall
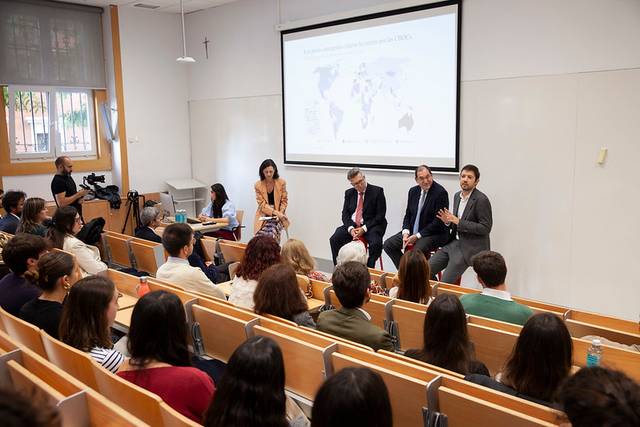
[0,88,112,179]
[110,5,130,194]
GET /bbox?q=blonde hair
[281,239,315,275]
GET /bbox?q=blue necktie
[412,190,427,235]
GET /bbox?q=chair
[218,240,245,263]
[331,351,440,427]
[101,232,133,268]
[0,307,47,358]
[232,209,244,241]
[91,361,165,426]
[40,330,99,390]
[129,238,166,276]
[191,303,259,363]
[253,323,337,401]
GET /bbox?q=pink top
[118,366,214,422]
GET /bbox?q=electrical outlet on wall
[128,137,140,144]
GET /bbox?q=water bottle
[176,209,186,224]
[586,338,603,367]
[137,276,151,297]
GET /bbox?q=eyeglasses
[351,177,365,187]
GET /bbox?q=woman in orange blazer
[254,159,289,234]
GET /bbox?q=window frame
[6,84,98,162]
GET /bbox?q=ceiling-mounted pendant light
[176,0,195,63]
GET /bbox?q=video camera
[80,173,121,210]
[83,173,106,187]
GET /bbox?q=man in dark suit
[134,206,163,243]
[329,167,387,268]
[383,165,449,269]
[0,191,26,234]
[430,164,493,283]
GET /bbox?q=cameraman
[51,156,88,219]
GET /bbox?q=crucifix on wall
[203,37,210,59]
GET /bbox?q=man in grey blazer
[429,165,493,284]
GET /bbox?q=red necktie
[355,192,364,227]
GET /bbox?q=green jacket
[317,307,394,351]
[460,293,533,326]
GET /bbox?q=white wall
[185,0,640,320]
[118,7,192,194]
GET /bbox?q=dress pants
[330,226,384,268]
[383,231,448,269]
[428,239,469,283]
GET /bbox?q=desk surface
[115,307,134,330]
[163,219,224,233]
[118,293,138,310]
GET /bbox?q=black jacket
[341,183,387,233]
[402,181,449,237]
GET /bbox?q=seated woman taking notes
[198,183,238,240]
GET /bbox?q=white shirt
[349,185,368,233]
[156,257,225,300]
[356,307,372,321]
[228,276,258,309]
[455,189,473,239]
[480,287,513,301]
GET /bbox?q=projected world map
[311,59,414,140]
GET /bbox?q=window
[3,85,96,161]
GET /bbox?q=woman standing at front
[254,159,289,241]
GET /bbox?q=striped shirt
[89,347,125,373]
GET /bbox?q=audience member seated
[466,312,573,406]
[317,261,394,351]
[554,367,640,427]
[404,294,489,375]
[229,235,281,309]
[311,367,392,427]
[16,197,49,237]
[204,336,309,427]
[118,291,214,422]
[254,263,315,328]
[59,276,124,373]
[0,234,46,315]
[0,190,26,234]
[156,223,226,299]
[389,250,432,304]
[281,238,329,282]
[134,206,163,243]
[19,252,80,339]
[0,387,61,427]
[336,240,368,266]
[47,206,107,277]
[460,250,533,325]
[198,183,239,240]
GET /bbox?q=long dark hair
[209,183,229,218]
[47,206,78,249]
[311,367,392,427]
[17,197,46,234]
[204,336,288,427]
[258,159,279,180]
[418,294,474,374]
[254,263,308,320]
[502,313,573,402]
[59,276,115,351]
[127,291,190,368]
[397,250,430,303]
[235,235,281,281]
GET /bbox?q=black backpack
[76,217,106,246]
[94,185,121,209]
